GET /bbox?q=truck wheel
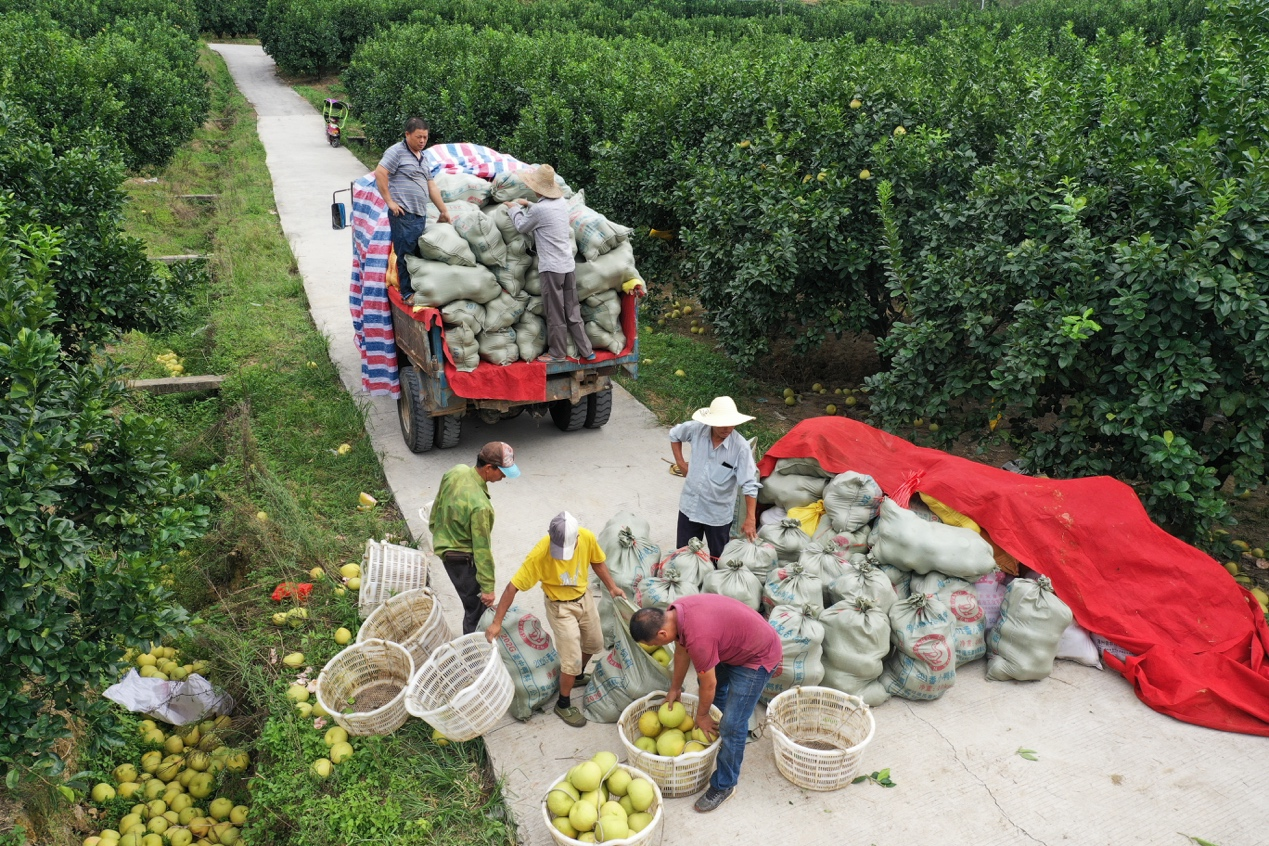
[434,412,462,449]
[398,366,435,453]
[585,388,613,429]
[550,398,588,432]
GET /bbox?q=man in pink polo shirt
[630,594,782,813]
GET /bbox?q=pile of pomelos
[125,644,208,683]
[632,701,716,757]
[86,715,250,846]
[546,751,657,842]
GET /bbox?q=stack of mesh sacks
[402,170,643,371]
[750,456,1082,709]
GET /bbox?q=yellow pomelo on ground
[140,751,162,774]
[637,711,662,738]
[334,627,352,645]
[178,808,198,825]
[282,652,305,668]
[185,751,209,773]
[285,684,309,703]
[167,830,193,846]
[605,768,632,797]
[569,761,602,793]
[146,817,168,835]
[118,815,143,835]
[143,780,166,800]
[329,741,354,764]
[141,834,163,846]
[218,825,241,846]
[310,699,331,718]
[208,798,233,821]
[311,758,332,778]
[92,783,117,802]
[628,811,654,833]
[162,811,178,825]
[154,760,182,782]
[169,794,192,813]
[118,782,141,799]
[141,727,165,744]
[627,778,655,812]
[137,654,157,668]
[225,750,250,773]
[188,817,212,837]
[271,612,288,627]
[295,702,312,718]
[164,736,184,755]
[309,566,325,580]
[657,701,686,728]
[340,562,361,579]
[568,800,598,833]
[324,726,348,746]
[147,799,168,818]
[186,773,213,800]
[114,763,139,784]
[432,729,450,746]
[655,731,685,757]
[229,806,248,826]
[347,576,361,590]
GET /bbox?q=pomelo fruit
[114,764,139,784]
[599,801,626,820]
[637,711,662,738]
[324,726,348,746]
[605,768,632,797]
[628,811,654,832]
[655,731,685,757]
[657,701,686,728]
[552,817,577,838]
[569,761,602,793]
[329,741,354,764]
[311,758,332,778]
[596,815,630,841]
[208,798,233,821]
[619,795,635,816]
[568,799,598,833]
[546,787,575,817]
[627,778,655,812]
[591,751,618,779]
[92,783,116,803]
[634,736,657,753]
[229,806,248,826]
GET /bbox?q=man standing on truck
[431,441,520,634]
[374,117,452,301]
[506,164,595,364]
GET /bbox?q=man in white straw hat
[669,396,761,561]
[505,164,595,363]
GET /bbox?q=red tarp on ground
[758,417,1269,736]
[388,286,637,403]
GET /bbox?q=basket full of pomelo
[543,751,663,845]
[617,690,721,798]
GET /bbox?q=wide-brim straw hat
[522,164,564,199]
[692,396,754,428]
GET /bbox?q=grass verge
[71,46,515,846]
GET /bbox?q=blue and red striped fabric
[349,174,400,398]
[425,143,526,179]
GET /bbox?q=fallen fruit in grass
[859,169,871,180]
[286,684,309,703]
[347,577,361,590]
[337,443,352,455]
[784,397,797,407]
[358,492,377,508]
[309,566,325,580]
[324,726,348,746]
[329,741,354,764]
[432,729,450,746]
[928,423,940,433]
[271,612,288,627]
[92,783,116,803]
[334,627,352,645]
[1225,562,1240,576]
[674,369,685,377]
[282,652,305,668]
[256,511,268,522]
[845,396,857,407]
[340,562,361,579]
[826,404,837,415]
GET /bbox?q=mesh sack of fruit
[443,323,479,372]
[405,255,500,307]
[878,592,957,701]
[825,554,896,614]
[757,471,828,511]
[869,499,996,580]
[717,537,778,583]
[772,457,833,478]
[762,561,823,614]
[575,240,642,300]
[440,299,485,331]
[568,192,624,262]
[434,172,492,205]
[702,558,763,611]
[514,312,545,362]
[986,576,1073,681]
[446,201,507,268]
[911,571,986,666]
[823,471,883,532]
[639,564,700,609]
[478,604,560,721]
[595,516,660,648]
[758,518,811,563]
[581,290,621,332]
[820,595,892,706]
[482,289,526,331]
[583,597,672,723]
[417,222,477,267]
[658,538,711,590]
[797,540,843,582]
[477,327,519,365]
[761,604,826,703]
[490,167,573,203]
[584,320,626,355]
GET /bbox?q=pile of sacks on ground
[579,461,1107,720]
[404,169,643,371]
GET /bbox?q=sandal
[536,354,567,363]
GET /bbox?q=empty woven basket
[358,539,429,618]
[767,686,875,791]
[357,587,450,669]
[316,638,414,736]
[405,633,513,741]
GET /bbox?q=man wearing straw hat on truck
[484,511,625,727]
[670,396,761,561]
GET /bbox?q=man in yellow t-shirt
[485,512,625,727]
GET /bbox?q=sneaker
[583,353,597,362]
[693,785,734,813]
[574,672,589,686]
[554,703,587,728]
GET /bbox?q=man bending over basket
[630,594,781,813]
[485,512,624,727]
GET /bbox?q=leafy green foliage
[0,9,207,171]
[0,193,210,783]
[851,767,897,787]
[195,0,267,36]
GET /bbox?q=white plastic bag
[986,576,1074,681]
[869,499,996,579]
[1056,621,1103,669]
[819,596,891,706]
[659,538,712,590]
[717,537,779,583]
[758,518,811,563]
[822,471,883,532]
[702,558,763,611]
[103,670,234,726]
[762,604,825,702]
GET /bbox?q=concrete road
[212,44,1265,846]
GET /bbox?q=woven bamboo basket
[766,686,875,791]
[542,762,664,846]
[315,638,414,737]
[356,587,450,669]
[617,690,722,798]
[404,633,513,741]
[358,539,430,619]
